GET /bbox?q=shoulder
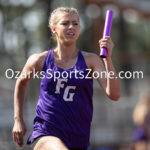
[27,51,48,63]
[81,51,102,69]
[25,51,48,71]
[81,50,100,62]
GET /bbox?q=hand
[99,36,114,59]
[12,119,27,147]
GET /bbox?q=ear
[51,26,56,34]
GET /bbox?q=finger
[99,39,102,44]
[104,36,110,39]
[17,132,24,147]
[101,38,108,42]
[99,38,113,48]
[18,140,24,147]
[101,41,107,45]
[101,40,113,47]
[100,43,108,48]
[13,132,17,142]
[100,39,110,44]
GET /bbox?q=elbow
[109,86,121,101]
[111,94,120,101]
[16,78,29,88]
[109,93,120,101]
[105,84,121,101]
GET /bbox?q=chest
[54,57,77,70]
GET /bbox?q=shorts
[27,117,89,148]
[133,126,148,142]
[29,135,87,150]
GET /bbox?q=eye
[73,23,78,25]
[61,22,68,25]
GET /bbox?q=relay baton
[100,10,113,58]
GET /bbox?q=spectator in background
[133,92,150,150]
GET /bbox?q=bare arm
[98,36,120,100]
[102,57,120,100]
[12,52,47,147]
[85,37,120,101]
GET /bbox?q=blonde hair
[49,7,79,28]
[133,92,150,125]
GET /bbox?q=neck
[55,42,77,59]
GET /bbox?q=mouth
[66,32,75,37]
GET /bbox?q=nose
[68,23,73,29]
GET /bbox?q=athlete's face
[51,12,80,44]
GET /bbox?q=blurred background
[0,0,150,149]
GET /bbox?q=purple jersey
[27,50,93,148]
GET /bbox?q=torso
[27,49,94,148]
[35,50,95,73]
